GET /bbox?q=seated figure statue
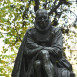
[12,9,75,77]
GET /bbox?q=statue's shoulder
[26,28,36,34]
[51,26,61,33]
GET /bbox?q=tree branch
[48,0,62,15]
[22,0,32,27]
[53,0,58,6]
[34,0,39,12]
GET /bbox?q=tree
[0,0,77,77]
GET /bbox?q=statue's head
[35,9,49,29]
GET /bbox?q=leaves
[0,32,4,38]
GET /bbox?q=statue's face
[36,10,49,29]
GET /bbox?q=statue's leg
[34,60,42,77]
[40,50,54,77]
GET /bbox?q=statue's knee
[62,69,72,77]
[34,60,41,69]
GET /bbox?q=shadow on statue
[12,9,75,77]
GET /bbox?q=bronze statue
[12,9,75,77]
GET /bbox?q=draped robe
[12,26,75,77]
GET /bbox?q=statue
[12,9,75,77]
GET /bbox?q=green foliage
[0,0,28,76]
[0,0,77,77]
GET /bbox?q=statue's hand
[39,50,50,60]
[39,50,46,56]
[43,47,54,54]
[44,47,52,51]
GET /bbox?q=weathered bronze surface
[12,9,75,77]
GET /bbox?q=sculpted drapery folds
[12,9,75,77]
